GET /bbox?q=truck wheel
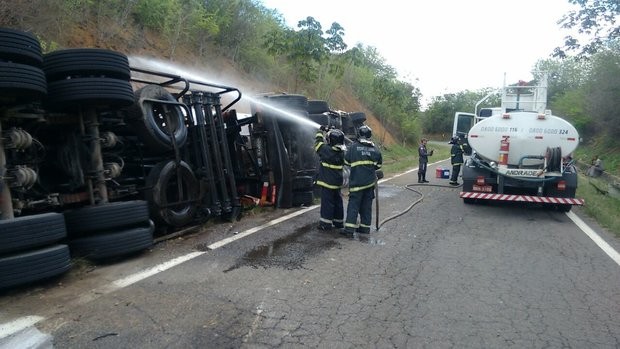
[45,77,134,111]
[145,160,199,227]
[126,85,188,153]
[43,48,130,81]
[292,176,314,191]
[0,28,43,66]
[292,191,314,207]
[267,94,308,111]
[0,213,66,255]
[308,113,329,126]
[308,100,329,114]
[0,244,71,290]
[0,62,47,100]
[64,200,150,237]
[68,221,154,260]
[349,112,366,125]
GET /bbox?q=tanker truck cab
[452,108,501,155]
[453,75,584,211]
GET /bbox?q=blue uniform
[315,131,345,229]
[344,138,382,234]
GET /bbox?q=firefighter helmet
[327,128,345,146]
[358,125,372,139]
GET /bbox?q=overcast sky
[260,0,578,102]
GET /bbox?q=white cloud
[260,0,577,102]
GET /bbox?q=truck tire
[308,100,329,114]
[0,61,47,99]
[0,28,43,66]
[292,176,314,191]
[68,221,154,260]
[308,113,329,126]
[0,244,71,290]
[43,48,130,81]
[267,94,308,111]
[555,204,572,212]
[64,200,150,237]
[126,85,188,153]
[0,213,66,255]
[292,191,314,207]
[145,160,199,227]
[45,77,134,111]
[349,112,366,125]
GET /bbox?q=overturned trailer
[1,27,369,289]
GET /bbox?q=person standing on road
[418,138,433,183]
[449,137,464,185]
[342,125,382,236]
[315,127,346,231]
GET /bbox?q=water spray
[128,56,322,131]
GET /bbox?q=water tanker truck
[452,75,584,212]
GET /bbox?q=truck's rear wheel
[45,77,134,111]
[0,62,47,101]
[0,244,71,290]
[43,48,130,81]
[126,84,188,153]
[64,200,150,237]
[308,100,329,114]
[0,28,43,66]
[0,213,66,255]
[68,221,154,260]
[145,160,199,227]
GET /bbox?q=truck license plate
[473,185,493,192]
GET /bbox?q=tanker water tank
[467,111,579,166]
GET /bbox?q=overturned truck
[0,28,367,289]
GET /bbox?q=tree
[554,0,619,58]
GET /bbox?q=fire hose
[375,182,462,231]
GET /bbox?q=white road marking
[0,315,44,340]
[566,211,620,266]
[206,205,318,250]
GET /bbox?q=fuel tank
[467,111,579,166]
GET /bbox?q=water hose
[376,182,462,231]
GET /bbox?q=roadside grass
[576,174,620,237]
[573,141,620,236]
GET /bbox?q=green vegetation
[577,174,620,236]
[574,143,620,236]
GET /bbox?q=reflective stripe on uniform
[345,222,359,229]
[321,162,343,170]
[349,160,377,167]
[316,180,341,189]
[349,182,375,192]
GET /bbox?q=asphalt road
[1,160,619,348]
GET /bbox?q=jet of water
[128,56,322,131]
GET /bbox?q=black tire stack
[42,48,134,111]
[0,28,73,290]
[64,201,154,260]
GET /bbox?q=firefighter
[417,138,433,183]
[449,136,464,185]
[315,126,346,230]
[342,125,382,236]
